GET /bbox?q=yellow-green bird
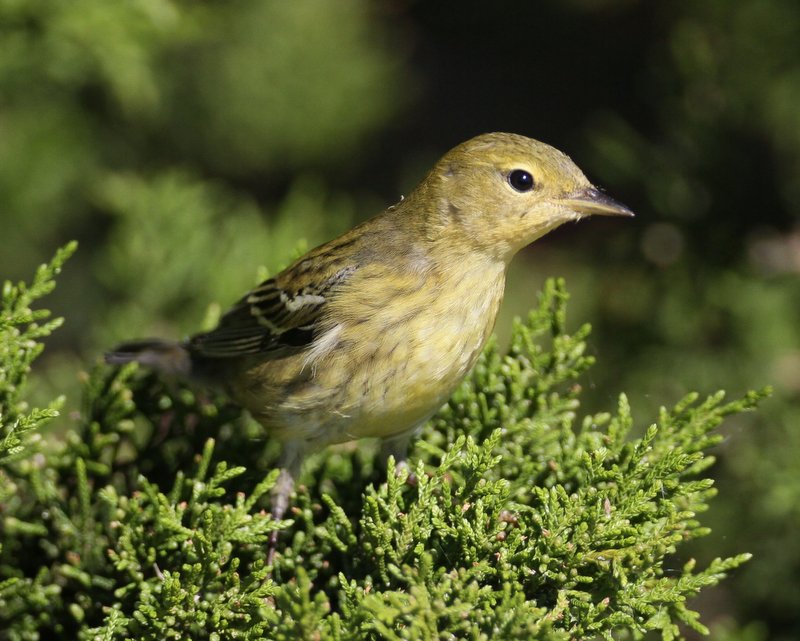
[107,132,632,549]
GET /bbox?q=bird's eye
[508,169,535,192]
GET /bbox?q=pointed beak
[560,186,634,217]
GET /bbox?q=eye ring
[508,169,535,192]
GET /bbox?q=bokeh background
[1,1,798,638]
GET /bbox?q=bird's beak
[560,186,634,217]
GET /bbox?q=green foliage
[0,251,762,640]
[0,243,75,460]
[0,0,403,290]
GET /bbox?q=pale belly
[330,306,493,442]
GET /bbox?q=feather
[188,265,358,358]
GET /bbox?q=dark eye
[508,169,534,192]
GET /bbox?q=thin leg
[267,442,303,565]
[379,431,414,475]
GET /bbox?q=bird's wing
[188,265,357,358]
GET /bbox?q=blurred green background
[1,0,798,638]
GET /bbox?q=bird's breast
[314,259,507,443]
[240,259,507,448]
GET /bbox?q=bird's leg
[379,431,415,478]
[267,443,302,565]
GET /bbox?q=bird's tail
[105,339,193,376]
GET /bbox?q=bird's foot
[267,467,295,565]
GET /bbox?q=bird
[106,132,633,557]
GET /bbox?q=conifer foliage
[0,246,762,640]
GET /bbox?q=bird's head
[420,132,633,262]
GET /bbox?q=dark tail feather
[105,339,192,376]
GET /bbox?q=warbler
[107,132,632,541]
